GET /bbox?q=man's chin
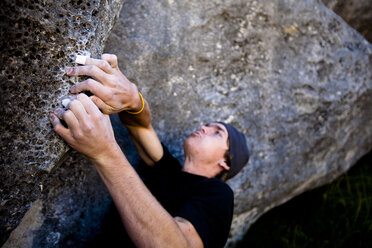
[183,137,196,152]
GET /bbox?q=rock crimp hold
[0,0,124,245]
[104,0,372,246]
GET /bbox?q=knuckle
[73,130,84,139]
[77,93,87,100]
[96,114,106,123]
[68,99,78,108]
[92,111,103,120]
[84,123,94,132]
[130,83,138,92]
[99,60,109,68]
[63,109,73,118]
[101,92,111,100]
[86,78,95,87]
[87,65,97,73]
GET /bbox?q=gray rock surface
[322,0,372,42]
[104,0,372,246]
[0,0,124,245]
[2,152,111,248]
[1,0,371,247]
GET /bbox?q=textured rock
[104,0,372,246]
[322,0,372,42]
[0,0,124,245]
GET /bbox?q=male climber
[49,54,249,248]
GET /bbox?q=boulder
[0,0,124,246]
[104,0,372,246]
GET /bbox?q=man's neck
[183,158,214,178]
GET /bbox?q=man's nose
[200,126,209,134]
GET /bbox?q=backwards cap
[219,122,250,180]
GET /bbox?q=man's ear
[218,161,230,171]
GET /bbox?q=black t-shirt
[89,144,234,248]
[139,144,234,248]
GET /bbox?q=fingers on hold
[50,114,71,138]
[57,109,78,131]
[86,65,100,75]
[54,108,65,120]
[66,67,75,76]
[68,97,90,122]
[87,65,111,84]
[76,93,100,115]
[63,109,75,120]
[72,78,98,94]
[84,57,113,74]
[77,93,96,112]
[85,78,99,91]
[67,98,79,109]
[97,60,113,73]
[76,92,90,102]
[87,79,112,101]
[90,95,111,114]
[101,53,118,68]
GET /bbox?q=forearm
[119,97,163,165]
[94,151,189,248]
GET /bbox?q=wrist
[92,143,124,167]
[127,92,145,115]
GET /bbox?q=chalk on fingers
[62,98,71,108]
[75,54,90,65]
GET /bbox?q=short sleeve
[138,143,181,177]
[175,179,234,248]
[153,143,182,172]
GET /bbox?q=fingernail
[54,108,63,115]
[66,67,73,75]
[49,114,55,121]
[70,85,76,93]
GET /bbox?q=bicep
[126,124,163,166]
[174,217,204,248]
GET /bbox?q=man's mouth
[191,131,202,137]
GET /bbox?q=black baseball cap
[219,122,250,180]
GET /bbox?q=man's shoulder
[156,143,181,166]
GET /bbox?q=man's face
[183,122,229,166]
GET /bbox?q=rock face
[104,0,372,246]
[0,0,124,246]
[1,0,371,247]
[322,0,372,42]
